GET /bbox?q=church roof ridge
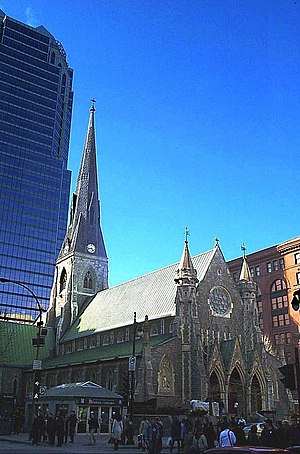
[62,247,217,342]
[109,246,216,290]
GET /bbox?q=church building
[28,103,292,424]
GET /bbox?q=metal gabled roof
[62,247,216,342]
[44,381,122,399]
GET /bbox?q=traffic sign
[33,360,42,370]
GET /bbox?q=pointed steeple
[48,101,109,336]
[239,256,252,282]
[239,244,252,282]
[60,101,107,261]
[175,237,198,286]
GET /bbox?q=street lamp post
[0,278,47,403]
[128,312,137,420]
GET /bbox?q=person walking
[88,412,99,444]
[219,423,237,447]
[139,415,150,451]
[190,427,208,454]
[67,410,77,443]
[112,414,123,451]
[146,418,163,454]
[170,416,181,453]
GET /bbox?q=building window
[295,253,300,265]
[272,314,290,327]
[273,260,278,271]
[160,319,165,335]
[257,301,263,314]
[117,331,124,343]
[259,319,264,330]
[271,295,288,310]
[267,262,272,273]
[286,332,291,344]
[125,328,129,342]
[279,258,285,269]
[87,336,96,348]
[250,268,254,278]
[75,338,84,351]
[271,279,286,292]
[255,266,260,276]
[297,272,300,285]
[83,271,93,289]
[59,268,67,293]
[103,334,109,346]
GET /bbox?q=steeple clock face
[87,243,96,254]
[208,286,230,316]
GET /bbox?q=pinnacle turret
[175,239,199,286]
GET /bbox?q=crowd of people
[29,409,77,446]
[27,409,300,452]
[138,414,300,454]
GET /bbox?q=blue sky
[1,1,300,286]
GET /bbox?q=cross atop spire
[241,243,246,258]
[185,227,190,243]
[90,98,96,112]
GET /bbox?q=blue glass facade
[0,11,73,320]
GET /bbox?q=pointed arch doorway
[250,374,262,413]
[228,368,244,415]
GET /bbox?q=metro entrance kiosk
[27,381,123,434]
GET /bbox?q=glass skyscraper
[0,10,73,321]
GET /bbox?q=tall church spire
[48,102,108,338]
[62,101,107,261]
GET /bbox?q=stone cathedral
[42,104,289,418]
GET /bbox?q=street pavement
[0,432,170,454]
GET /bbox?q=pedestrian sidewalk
[0,432,170,451]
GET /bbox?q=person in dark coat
[30,412,43,446]
[55,411,65,447]
[247,425,260,446]
[170,416,181,453]
[46,413,56,446]
[260,418,280,448]
[67,410,77,443]
[288,416,300,447]
[234,421,247,446]
[203,421,217,449]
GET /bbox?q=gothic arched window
[158,355,174,395]
[83,271,93,289]
[106,369,113,391]
[50,51,55,64]
[59,268,67,293]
